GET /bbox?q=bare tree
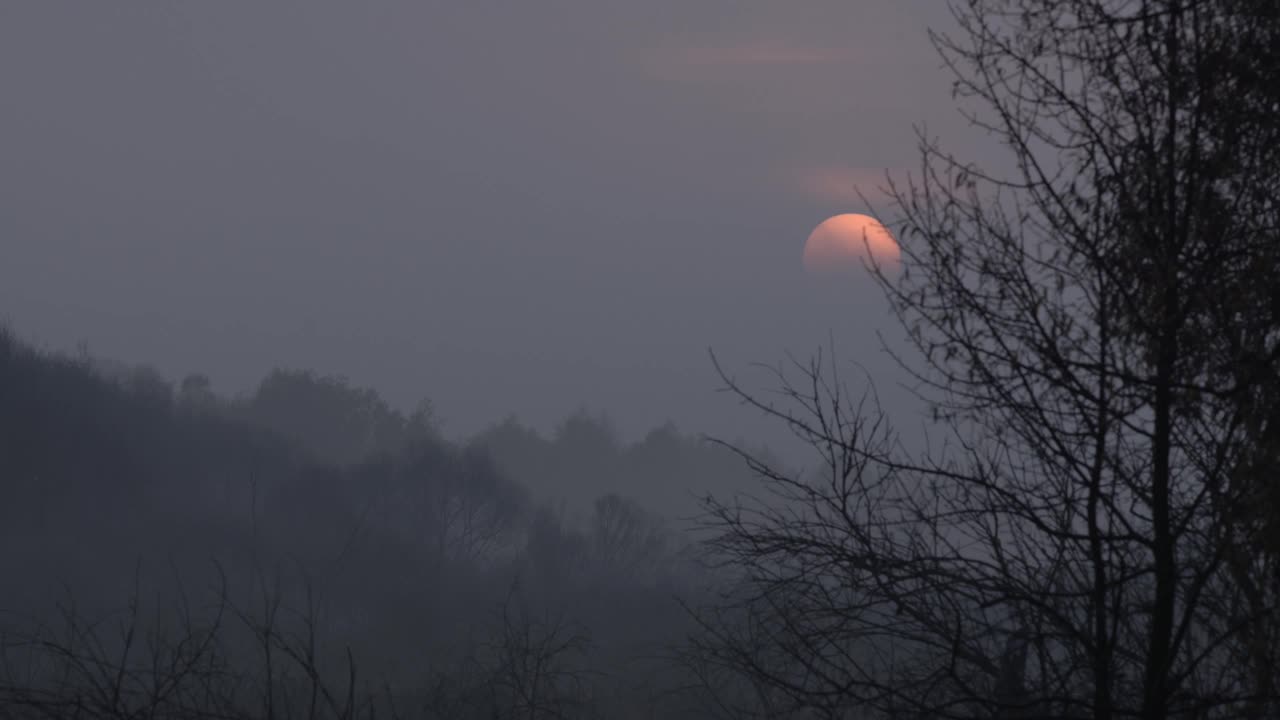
[484,589,595,720]
[691,1,1280,718]
[414,585,597,720]
[0,567,377,720]
[590,494,668,582]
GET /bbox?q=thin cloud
[790,165,905,204]
[657,43,859,67]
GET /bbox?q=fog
[0,0,972,440]
[1,3,986,718]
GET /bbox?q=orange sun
[802,213,899,274]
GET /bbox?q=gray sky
[1,1,974,441]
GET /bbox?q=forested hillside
[0,328,747,718]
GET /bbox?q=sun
[802,213,899,274]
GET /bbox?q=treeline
[0,327,748,718]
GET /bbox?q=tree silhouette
[691,1,1280,718]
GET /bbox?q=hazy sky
[1,2,977,441]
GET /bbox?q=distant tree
[350,442,529,566]
[426,446,528,564]
[482,588,595,720]
[526,505,587,583]
[121,364,174,409]
[406,397,442,443]
[247,369,412,465]
[179,372,216,410]
[552,412,623,498]
[589,494,667,582]
[481,413,753,521]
